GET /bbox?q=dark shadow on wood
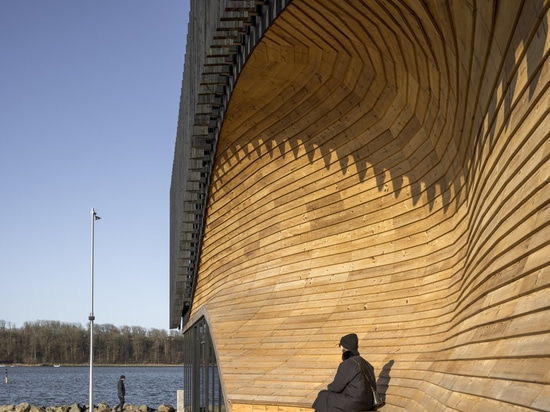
[376,359,394,402]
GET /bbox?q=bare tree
[0,320,183,365]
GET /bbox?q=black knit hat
[339,333,358,351]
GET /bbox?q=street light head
[92,208,101,220]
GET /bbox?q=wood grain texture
[172,0,550,410]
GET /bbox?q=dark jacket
[118,379,125,398]
[313,353,374,412]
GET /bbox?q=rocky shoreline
[0,403,175,412]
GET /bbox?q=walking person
[117,375,126,411]
[312,333,382,411]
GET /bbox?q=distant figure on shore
[312,334,381,412]
[117,375,126,411]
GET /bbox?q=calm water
[0,366,183,408]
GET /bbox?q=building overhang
[169,0,290,330]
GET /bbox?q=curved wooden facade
[170,1,550,411]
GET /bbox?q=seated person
[313,333,381,412]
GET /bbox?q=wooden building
[170,0,550,410]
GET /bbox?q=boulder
[29,407,46,412]
[0,406,16,412]
[110,405,148,412]
[94,403,110,412]
[157,406,174,412]
[68,404,82,412]
[15,403,31,412]
[48,407,67,412]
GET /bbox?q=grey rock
[15,403,31,412]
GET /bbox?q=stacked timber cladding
[170,0,550,411]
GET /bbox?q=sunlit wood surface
[172,0,550,410]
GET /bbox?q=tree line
[0,320,184,365]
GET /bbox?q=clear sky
[0,1,189,331]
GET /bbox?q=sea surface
[0,366,183,408]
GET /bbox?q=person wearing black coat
[312,334,376,412]
[117,375,126,411]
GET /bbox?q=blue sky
[0,1,189,330]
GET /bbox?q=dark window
[183,317,225,412]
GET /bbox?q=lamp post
[89,208,101,411]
